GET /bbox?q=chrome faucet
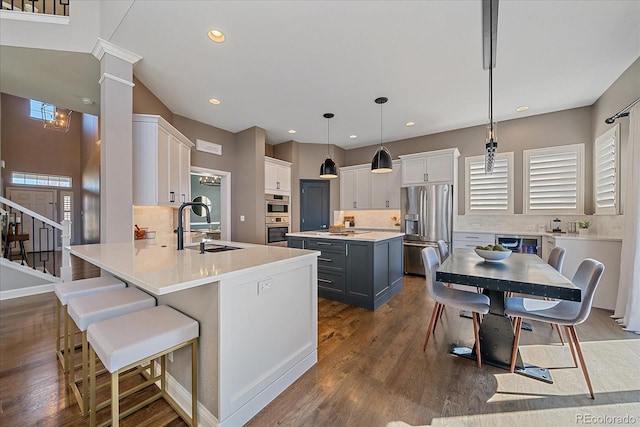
[177,202,211,250]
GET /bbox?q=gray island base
[287,231,404,310]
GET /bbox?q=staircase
[1,196,71,300]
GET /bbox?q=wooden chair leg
[433,303,444,332]
[554,324,564,345]
[90,346,96,427]
[423,303,440,351]
[472,312,482,368]
[510,317,522,373]
[112,371,120,427]
[568,326,595,399]
[564,325,578,367]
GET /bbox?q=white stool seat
[68,288,156,332]
[55,276,125,305]
[88,305,199,373]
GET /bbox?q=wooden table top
[437,249,580,302]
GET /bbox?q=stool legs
[90,339,199,427]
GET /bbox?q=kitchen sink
[186,244,241,253]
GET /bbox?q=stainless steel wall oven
[265,194,289,246]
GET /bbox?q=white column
[92,39,142,243]
[61,219,72,282]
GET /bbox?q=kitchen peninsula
[287,231,404,310]
[67,236,319,427]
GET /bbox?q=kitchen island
[68,236,319,427]
[286,231,404,310]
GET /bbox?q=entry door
[6,188,57,252]
[300,180,330,231]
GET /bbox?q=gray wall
[345,106,593,215]
[1,93,86,241]
[591,57,640,215]
[273,141,344,232]
[233,127,266,244]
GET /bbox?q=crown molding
[92,38,142,64]
[98,73,136,88]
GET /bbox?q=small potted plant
[578,220,590,235]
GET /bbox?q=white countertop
[454,229,622,242]
[68,235,319,295]
[287,231,404,242]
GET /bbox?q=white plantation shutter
[466,153,513,214]
[595,125,619,214]
[524,144,584,214]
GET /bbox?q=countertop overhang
[68,237,319,295]
[286,231,404,242]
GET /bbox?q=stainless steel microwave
[266,194,289,217]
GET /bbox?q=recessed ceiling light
[516,106,529,112]
[81,97,94,105]
[288,129,297,134]
[349,135,357,139]
[209,98,221,105]
[405,121,415,127]
[207,29,225,43]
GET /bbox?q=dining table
[436,248,581,383]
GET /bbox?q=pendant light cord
[489,0,494,136]
[327,117,330,156]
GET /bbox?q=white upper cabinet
[265,157,291,195]
[340,166,371,210]
[400,148,460,186]
[370,160,401,208]
[133,114,193,207]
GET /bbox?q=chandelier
[42,103,72,132]
[199,176,221,186]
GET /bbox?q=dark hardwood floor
[1,271,638,426]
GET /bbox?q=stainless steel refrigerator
[401,184,453,275]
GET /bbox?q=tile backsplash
[333,209,623,238]
[334,209,401,230]
[133,206,175,235]
[456,214,623,238]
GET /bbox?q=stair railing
[1,0,69,17]
[1,196,71,282]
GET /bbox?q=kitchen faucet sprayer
[177,202,211,250]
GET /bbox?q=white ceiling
[3,1,639,149]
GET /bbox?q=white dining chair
[547,246,567,344]
[505,258,604,398]
[436,240,449,263]
[422,247,490,367]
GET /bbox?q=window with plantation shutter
[465,152,513,214]
[594,125,619,214]
[523,144,584,214]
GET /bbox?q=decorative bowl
[474,248,512,262]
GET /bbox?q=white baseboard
[0,283,54,300]
[219,350,318,427]
[152,361,219,427]
[152,349,317,427]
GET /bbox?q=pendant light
[319,113,338,178]
[483,0,499,174]
[371,97,392,173]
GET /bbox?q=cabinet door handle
[316,242,332,246]
[318,257,332,262]
[466,236,480,239]
[277,181,280,189]
[318,278,333,284]
[182,194,186,203]
[170,192,175,202]
[345,244,348,256]
[353,201,356,208]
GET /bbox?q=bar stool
[67,287,156,415]
[88,305,199,427]
[54,276,126,372]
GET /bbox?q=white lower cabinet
[452,231,496,250]
[552,237,621,310]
